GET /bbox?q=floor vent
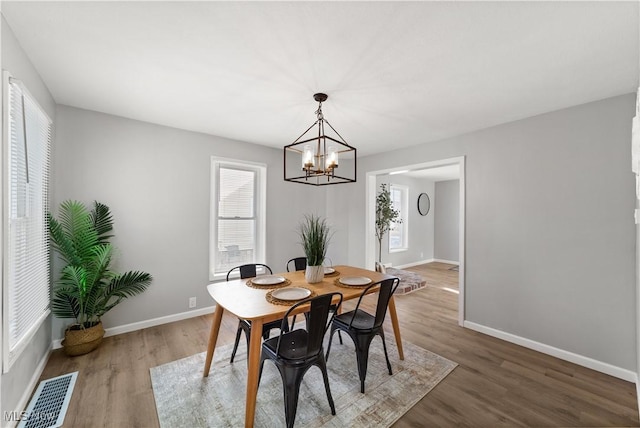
[18,372,78,428]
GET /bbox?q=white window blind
[389,185,408,251]
[3,74,51,372]
[210,158,266,279]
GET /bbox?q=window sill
[389,248,408,253]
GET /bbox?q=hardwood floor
[37,262,638,427]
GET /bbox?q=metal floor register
[17,372,78,428]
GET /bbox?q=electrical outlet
[189,297,197,308]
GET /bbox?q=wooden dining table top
[206,264,392,323]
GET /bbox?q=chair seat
[263,329,313,362]
[334,309,375,331]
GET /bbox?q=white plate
[339,276,371,286]
[252,275,286,285]
[271,287,311,301]
[324,267,335,274]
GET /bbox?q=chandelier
[284,93,356,185]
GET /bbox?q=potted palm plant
[375,183,402,263]
[48,200,152,356]
[298,214,332,283]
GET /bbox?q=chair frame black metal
[259,292,343,428]
[226,263,288,363]
[325,277,400,393]
[286,257,307,272]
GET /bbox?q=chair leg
[317,356,336,415]
[338,330,343,345]
[325,325,337,360]
[353,334,376,393]
[230,322,244,363]
[279,364,309,428]
[380,330,393,375]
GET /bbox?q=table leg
[388,296,404,360]
[203,304,224,377]
[245,318,263,428]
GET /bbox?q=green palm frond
[48,213,79,266]
[105,271,152,299]
[91,201,114,243]
[51,288,81,320]
[95,271,152,318]
[50,200,99,266]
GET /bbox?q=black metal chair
[286,257,307,272]
[326,277,400,393]
[259,292,343,428]
[227,264,288,363]
[226,263,272,281]
[287,256,343,345]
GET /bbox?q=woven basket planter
[62,322,105,356]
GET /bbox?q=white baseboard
[432,258,459,265]
[52,306,216,349]
[464,321,636,382]
[10,343,53,427]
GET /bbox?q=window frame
[209,157,266,281]
[388,184,409,253]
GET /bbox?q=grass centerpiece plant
[48,200,152,356]
[298,214,332,283]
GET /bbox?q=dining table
[202,264,404,428]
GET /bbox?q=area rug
[150,337,456,428]
[385,267,427,294]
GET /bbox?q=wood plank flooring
[36,262,638,427]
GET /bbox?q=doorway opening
[365,156,465,325]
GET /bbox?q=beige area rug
[150,336,456,427]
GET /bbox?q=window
[388,184,408,252]
[3,73,52,372]
[210,158,266,279]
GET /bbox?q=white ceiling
[2,1,638,156]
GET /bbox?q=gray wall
[339,94,636,371]
[434,179,459,262]
[1,15,56,417]
[375,174,434,267]
[52,106,328,338]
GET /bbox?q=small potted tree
[48,200,152,356]
[298,214,332,283]
[375,183,402,264]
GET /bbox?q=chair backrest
[226,263,273,281]
[286,257,307,272]
[275,292,343,357]
[349,278,400,329]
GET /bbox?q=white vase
[305,265,324,284]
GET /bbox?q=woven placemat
[333,277,372,289]
[245,278,291,289]
[266,288,317,306]
[324,270,340,277]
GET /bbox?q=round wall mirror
[417,193,430,216]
